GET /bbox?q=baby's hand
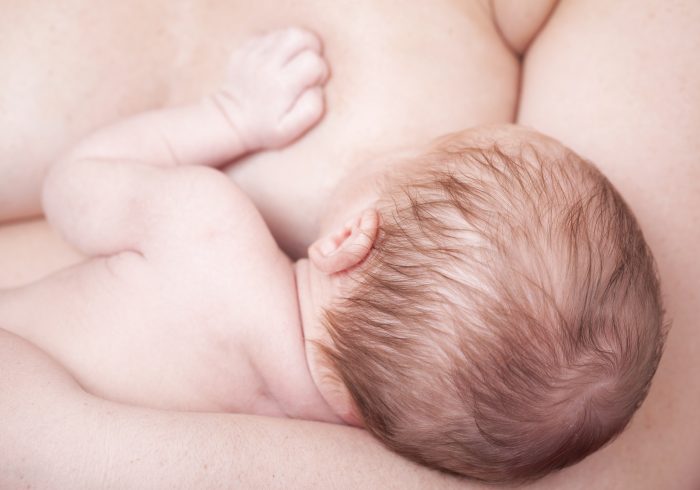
[211,27,329,152]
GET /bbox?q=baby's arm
[42,27,328,257]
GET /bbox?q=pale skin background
[0,0,699,488]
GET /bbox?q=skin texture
[0,0,518,258]
[0,26,391,429]
[0,29,342,423]
[1,0,699,488]
[0,327,470,489]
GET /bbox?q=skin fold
[0,0,698,488]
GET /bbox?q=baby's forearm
[64,27,327,170]
[67,98,251,168]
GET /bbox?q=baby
[0,28,666,483]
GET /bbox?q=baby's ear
[309,208,379,274]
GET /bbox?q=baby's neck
[263,155,417,423]
[245,257,341,424]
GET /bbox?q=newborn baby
[0,28,665,483]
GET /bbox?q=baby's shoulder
[143,166,291,302]
[146,166,278,261]
[156,167,262,234]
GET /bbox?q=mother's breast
[0,0,518,265]
[218,0,519,256]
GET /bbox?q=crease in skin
[8,1,696,486]
[490,0,560,56]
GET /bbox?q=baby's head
[304,125,666,483]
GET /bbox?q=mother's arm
[0,328,478,489]
[516,0,700,487]
[4,2,698,486]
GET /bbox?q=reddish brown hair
[319,129,666,482]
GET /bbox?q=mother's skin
[1,0,699,488]
[0,0,522,259]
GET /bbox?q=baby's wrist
[203,93,259,155]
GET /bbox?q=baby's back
[0,173,297,413]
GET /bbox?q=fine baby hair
[318,127,666,482]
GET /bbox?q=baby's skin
[0,28,358,423]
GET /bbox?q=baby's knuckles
[225,28,325,151]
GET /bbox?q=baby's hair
[318,130,666,483]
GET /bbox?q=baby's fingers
[283,50,329,99]
[276,86,324,145]
[268,27,322,65]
